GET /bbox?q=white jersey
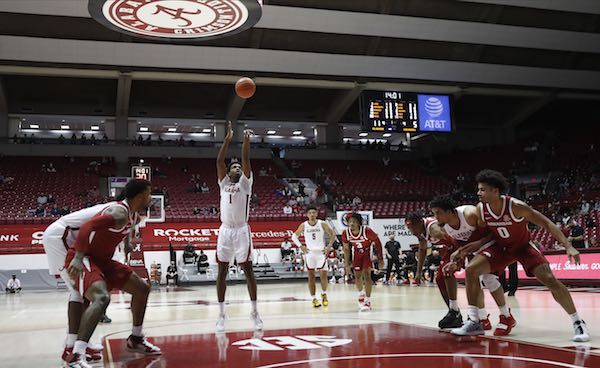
[219,173,253,227]
[304,220,326,252]
[443,205,477,242]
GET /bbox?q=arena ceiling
[0,0,599,135]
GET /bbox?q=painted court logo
[88,0,263,41]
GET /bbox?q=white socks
[311,294,316,299]
[449,300,459,312]
[467,305,479,322]
[499,305,510,317]
[251,300,258,313]
[219,302,225,316]
[478,308,488,320]
[132,325,143,337]
[73,340,87,355]
[570,312,581,324]
[65,333,77,348]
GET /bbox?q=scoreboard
[131,165,151,181]
[360,91,453,133]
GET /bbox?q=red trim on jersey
[485,195,507,220]
[74,215,116,253]
[239,225,253,265]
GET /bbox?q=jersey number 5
[312,233,317,240]
[497,227,510,239]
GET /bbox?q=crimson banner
[454,253,600,280]
[0,222,300,252]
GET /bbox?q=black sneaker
[99,315,112,323]
[438,309,463,329]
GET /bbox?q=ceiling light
[202,128,212,133]
[359,132,368,137]
[293,130,302,135]
[383,133,392,137]
[267,130,276,135]
[168,127,177,132]
[91,125,99,131]
[139,127,148,132]
[29,124,39,129]
[61,125,70,129]
[61,119,65,123]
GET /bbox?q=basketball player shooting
[215,122,263,332]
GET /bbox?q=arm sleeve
[73,214,117,253]
[291,233,303,248]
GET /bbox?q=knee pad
[480,274,501,292]
[69,291,84,303]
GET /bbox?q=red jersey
[342,226,382,257]
[75,200,138,264]
[478,195,530,249]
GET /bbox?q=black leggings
[386,257,402,281]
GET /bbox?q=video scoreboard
[360,91,453,133]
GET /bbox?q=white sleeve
[239,172,254,192]
[218,175,230,189]
[16,279,21,288]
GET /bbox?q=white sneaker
[573,320,590,342]
[451,318,485,336]
[64,352,92,368]
[87,342,103,351]
[251,311,263,330]
[216,314,226,333]
[360,299,372,312]
[126,335,162,355]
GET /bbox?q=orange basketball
[235,77,256,99]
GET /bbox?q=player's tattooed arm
[217,121,234,181]
[512,200,581,264]
[105,205,129,229]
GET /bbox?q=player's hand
[225,121,234,142]
[442,262,459,276]
[243,129,254,141]
[301,246,308,254]
[68,257,83,280]
[566,247,581,265]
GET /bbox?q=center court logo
[424,97,444,117]
[88,0,263,42]
[233,335,352,351]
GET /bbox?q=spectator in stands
[425,250,442,284]
[37,194,48,205]
[193,182,202,193]
[382,156,390,166]
[47,162,57,173]
[90,134,96,145]
[567,221,585,249]
[193,207,202,215]
[586,216,596,228]
[296,195,306,206]
[352,195,362,206]
[166,261,179,286]
[183,243,198,264]
[594,199,600,211]
[5,275,21,293]
[60,206,70,215]
[298,182,306,196]
[102,133,108,144]
[287,197,298,207]
[401,248,417,284]
[259,166,268,176]
[590,237,599,248]
[200,182,209,193]
[47,193,55,204]
[50,204,61,216]
[580,200,590,215]
[283,204,293,215]
[197,250,209,273]
[280,237,293,262]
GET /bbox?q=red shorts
[480,242,548,277]
[65,250,133,298]
[352,249,372,271]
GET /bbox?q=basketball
[235,77,256,99]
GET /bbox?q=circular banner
[89,0,263,42]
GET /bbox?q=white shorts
[42,221,72,276]
[216,224,253,264]
[305,251,328,271]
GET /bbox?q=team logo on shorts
[88,0,263,42]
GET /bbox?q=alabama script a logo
[88,0,263,41]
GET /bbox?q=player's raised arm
[291,223,307,254]
[217,121,234,181]
[242,128,252,178]
[512,200,581,264]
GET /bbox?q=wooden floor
[1,281,599,367]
